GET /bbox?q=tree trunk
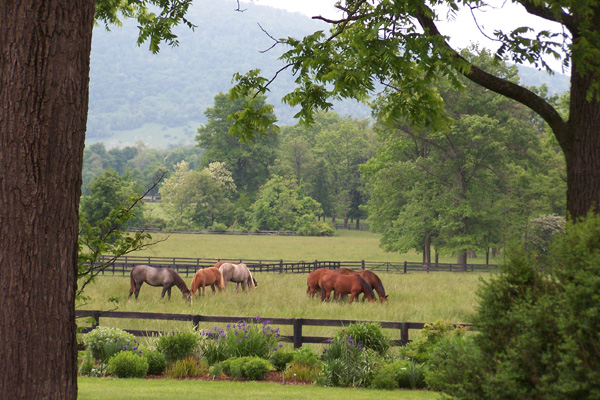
[0,2,94,399]
[355,218,360,230]
[457,250,467,270]
[343,216,348,229]
[423,233,431,266]
[564,64,600,219]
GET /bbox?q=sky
[244,0,567,72]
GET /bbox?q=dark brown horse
[190,267,225,297]
[128,265,190,300]
[320,273,376,303]
[335,268,388,303]
[306,268,335,297]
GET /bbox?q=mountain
[87,0,570,148]
[88,0,369,148]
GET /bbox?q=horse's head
[380,295,389,303]
[252,277,258,288]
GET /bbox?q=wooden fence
[76,310,467,348]
[92,255,498,278]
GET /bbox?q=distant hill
[87,0,570,148]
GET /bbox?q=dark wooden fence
[92,255,498,278]
[77,310,467,348]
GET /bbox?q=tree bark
[0,1,94,399]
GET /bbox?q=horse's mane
[190,271,202,296]
[357,275,375,300]
[171,269,190,294]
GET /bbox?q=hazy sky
[244,0,566,72]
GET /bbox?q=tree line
[82,48,566,262]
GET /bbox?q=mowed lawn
[78,377,442,400]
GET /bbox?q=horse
[320,272,376,303]
[218,262,257,292]
[128,265,190,300]
[306,268,335,297]
[335,268,389,303]
[190,267,225,298]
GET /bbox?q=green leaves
[95,0,195,53]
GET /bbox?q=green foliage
[251,175,324,234]
[284,362,319,383]
[78,348,96,377]
[269,350,295,372]
[82,327,136,361]
[164,357,207,379]
[200,317,281,364]
[144,350,167,376]
[372,360,426,390]
[337,322,391,356]
[431,213,600,399]
[156,331,199,363]
[318,335,382,388]
[221,356,272,381]
[399,320,467,364]
[292,346,318,368]
[242,357,273,380]
[107,350,149,378]
[525,213,566,255]
[208,363,223,379]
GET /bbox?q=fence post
[292,318,303,349]
[279,259,283,274]
[361,260,365,270]
[192,315,201,331]
[91,311,101,330]
[400,322,409,346]
[403,261,407,274]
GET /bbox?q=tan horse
[218,262,257,292]
[306,268,335,297]
[335,268,389,303]
[320,273,376,303]
[190,267,225,298]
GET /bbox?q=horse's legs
[241,281,247,292]
[349,292,357,303]
[132,282,143,300]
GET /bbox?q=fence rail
[76,310,468,348]
[92,255,498,278]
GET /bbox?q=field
[126,228,500,264]
[78,230,493,399]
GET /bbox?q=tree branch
[415,10,570,148]
[515,0,575,30]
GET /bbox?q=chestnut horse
[129,265,190,300]
[320,273,376,303]
[306,268,335,297]
[335,268,388,303]
[190,267,225,297]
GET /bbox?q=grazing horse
[190,267,225,297]
[306,268,335,297]
[320,273,376,303]
[128,265,190,300]
[218,262,257,292]
[335,268,389,303]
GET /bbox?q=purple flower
[234,330,239,335]
[326,339,332,344]
[256,316,261,321]
[244,335,248,338]
[238,339,242,343]
[122,346,127,350]
[278,344,283,348]
[139,350,143,354]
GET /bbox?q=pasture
[78,272,485,348]
[127,229,499,264]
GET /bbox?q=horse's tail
[129,272,136,294]
[248,269,256,289]
[218,268,225,290]
[357,275,375,301]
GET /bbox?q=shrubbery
[157,331,199,363]
[200,317,281,364]
[82,326,136,361]
[164,357,207,379]
[107,350,149,378]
